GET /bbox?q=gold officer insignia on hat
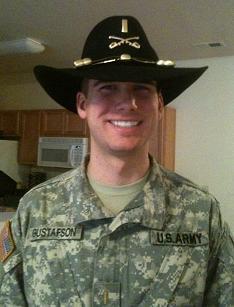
[73,55,175,67]
[0,220,15,262]
[109,18,140,49]
[157,59,175,66]
[121,19,128,33]
[109,36,141,49]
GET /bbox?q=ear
[157,92,164,121]
[76,92,88,119]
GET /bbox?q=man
[0,16,233,306]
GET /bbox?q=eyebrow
[93,80,107,87]
[92,80,157,87]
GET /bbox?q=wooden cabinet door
[0,107,175,168]
[18,111,41,165]
[158,107,176,171]
[40,109,87,137]
[149,107,176,171]
[40,109,65,136]
[63,111,87,136]
[0,111,20,135]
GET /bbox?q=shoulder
[16,165,87,217]
[156,162,214,201]
[23,166,83,199]
[9,165,88,239]
[29,166,82,190]
[159,164,206,192]
[152,163,234,249]
[150,161,220,221]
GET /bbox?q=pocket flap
[3,252,22,273]
[93,282,121,306]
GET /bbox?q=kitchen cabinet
[40,109,87,136]
[149,107,176,171]
[1,107,175,170]
[0,111,20,136]
[158,107,176,170]
[63,111,87,136]
[40,109,65,136]
[18,109,87,165]
[18,111,41,165]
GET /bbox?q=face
[76,80,163,157]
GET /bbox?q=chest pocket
[141,230,209,306]
[2,252,22,274]
[121,228,209,306]
[0,252,27,306]
[25,226,84,306]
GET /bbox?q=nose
[115,87,138,111]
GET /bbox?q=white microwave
[37,137,88,168]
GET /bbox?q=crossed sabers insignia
[109,36,141,49]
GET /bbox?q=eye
[134,84,155,95]
[135,85,148,91]
[99,83,116,93]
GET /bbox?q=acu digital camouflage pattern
[0,157,233,306]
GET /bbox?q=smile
[110,120,140,127]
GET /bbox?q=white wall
[171,56,234,233]
[0,140,19,181]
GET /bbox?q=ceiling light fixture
[193,41,226,48]
[0,38,45,55]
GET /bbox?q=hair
[80,78,89,96]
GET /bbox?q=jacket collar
[70,155,167,231]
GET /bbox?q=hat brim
[34,63,208,113]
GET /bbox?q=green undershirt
[88,170,150,215]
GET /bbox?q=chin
[108,143,147,156]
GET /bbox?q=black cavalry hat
[34,16,208,113]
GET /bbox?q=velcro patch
[150,230,208,246]
[0,220,15,262]
[30,225,83,241]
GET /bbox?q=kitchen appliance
[0,140,26,211]
[0,171,16,197]
[28,171,47,190]
[37,137,88,168]
[0,140,21,183]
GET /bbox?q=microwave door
[37,137,88,168]
[39,144,69,168]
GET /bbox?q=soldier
[0,16,233,306]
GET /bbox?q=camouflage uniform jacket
[0,158,233,306]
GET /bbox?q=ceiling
[0,0,234,75]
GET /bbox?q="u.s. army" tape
[150,230,208,246]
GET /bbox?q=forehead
[86,79,157,87]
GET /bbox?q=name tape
[30,226,83,241]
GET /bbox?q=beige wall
[0,73,60,110]
[171,56,234,233]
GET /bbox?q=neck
[87,147,150,186]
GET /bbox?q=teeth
[111,120,139,127]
